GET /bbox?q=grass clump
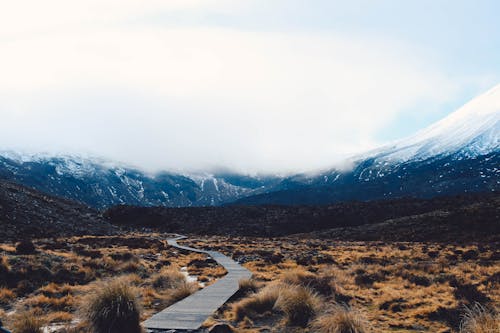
[10,311,44,333]
[151,267,186,291]
[169,281,199,303]
[238,278,261,294]
[311,304,370,333]
[232,283,283,321]
[274,285,321,327]
[280,268,338,296]
[80,278,142,333]
[460,303,499,333]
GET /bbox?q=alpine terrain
[235,84,500,205]
[0,84,499,208]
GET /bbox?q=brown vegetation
[185,236,499,332]
[79,278,141,333]
[0,233,221,332]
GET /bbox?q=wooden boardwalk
[143,235,252,332]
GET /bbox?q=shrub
[10,311,43,333]
[232,283,283,321]
[151,267,186,291]
[274,285,321,327]
[311,304,370,333]
[0,256,9,274]
[0,257,10,285]
[460,303,499,333]
[16,240,36,255]
[280,268,339,296]
[238,278,261,294]
[0,288,16,305]
[80,278,141,333]
[169,281,198,304]
[280,268,316,286]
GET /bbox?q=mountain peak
[368,83,500,162]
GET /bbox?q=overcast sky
[1,0,499,173]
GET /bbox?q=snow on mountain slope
[366,84,500,162]
[0,151,282,208]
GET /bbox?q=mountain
[0,178,117,241]
[234,84,500,205]
[1,85,499,208]
[0,151,281,209]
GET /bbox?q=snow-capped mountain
[0,151,281,208]
[365,83,500,162]
[235,84,500,205]
[1,84,499,208]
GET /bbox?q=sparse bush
[0,256,9,274]
[460,303,499,333]
[0,288,16,305]
[311,304,370,333]
[280,268,316,286]
[169,281,198,304]
[279,268,339,296]
[238,278,261,294]
[232,283,283,321]
[151,267,186,291]
[80,278,141,333]
[274,285,321,327]
[16,240,36,255]
[10,311,44,333]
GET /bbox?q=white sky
[0,1,497,173]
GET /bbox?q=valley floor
[0,233,498,332]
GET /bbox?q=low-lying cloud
[0,1,470,173]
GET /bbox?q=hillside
[105,192,500,242]
[0,178,117,241]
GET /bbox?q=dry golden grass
[9,310,44,333]
[238,278,262,294]
[1,233,498,332]
[185,235,499,332]
[274,285,321,327]
[79,277,141,333]
[232,283,283,321]
[150,266,186,291]
[0,288,15,305]
[311,304,370,333]
[0,233,225,327]
[460,303,499,333]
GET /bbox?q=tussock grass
[274,285,321,327]
[311,304,370,333]
[10,311,44,333]
[232,283,283,321]
[0,256,10,274]
[79,278,142,333]
[460,303,499,333]
[0,288,15,305]
[169,281,199,303]
[238,278,261,294]
[151,267,186,291]
[281,268,337,296]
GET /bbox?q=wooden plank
[143,235,252,331]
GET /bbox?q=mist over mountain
[0,84,499,208]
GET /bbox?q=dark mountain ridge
[104,192,500,242]
[0,178,117,241]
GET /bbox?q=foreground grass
[0,233,498,332]
[0,233,219,331]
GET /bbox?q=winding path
[143,235,252,332]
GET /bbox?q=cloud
[0,1,466,173]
